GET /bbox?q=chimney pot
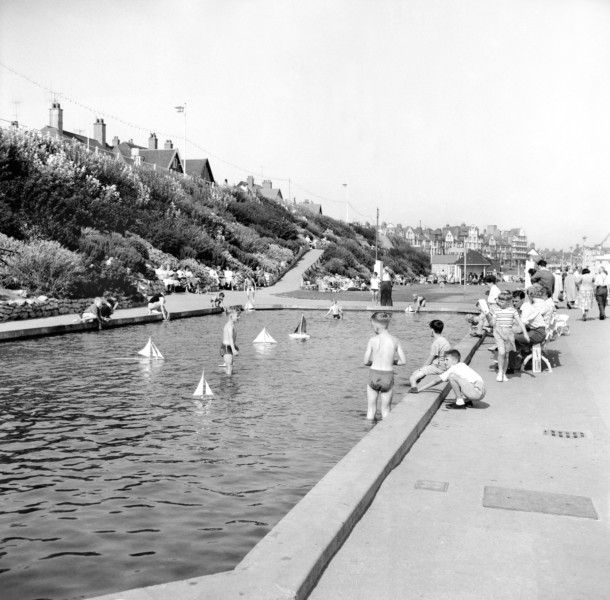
[49,102,63,133]
[93,117,106,146]
[164,139,173,150]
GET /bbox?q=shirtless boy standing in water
[221,308,240,375]
[363,312,406,420]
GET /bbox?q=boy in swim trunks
[363,312,407,420]
[221,307,240,375]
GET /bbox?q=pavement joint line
[84,334,485,600]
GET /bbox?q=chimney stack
[148,133,158,150]
[247,175,254,188]
[93,118,106,147]
[112,135,120,147]
[262,180,272,190]
[164,139,173,150]
[49,102,63,133]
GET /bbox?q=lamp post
[175,103,187,176]
[342,183,348,223]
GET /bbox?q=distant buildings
[39,103,215,183]
[237,176,283,202]
[380,222,529,268]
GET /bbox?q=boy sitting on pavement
[147,292,169,320]
[80,297,108,330]
[363,312,407,420]
[409,319,450,388]
[410,349,486,410]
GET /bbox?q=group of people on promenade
[364,259,609,421]
[526,259,608,321]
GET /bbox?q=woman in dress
[563,268,577,309]
[575,268,595,321]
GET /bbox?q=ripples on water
[0,310,466,599]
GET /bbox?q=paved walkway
[310,314,610,599]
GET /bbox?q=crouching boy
[411,349,485,409]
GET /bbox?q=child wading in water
[411,349,486,409]
[363,312,406,420]
[220,307,240,375]
[492,291,529,381]
[326,299,343,319]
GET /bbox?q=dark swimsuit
[220,344,239,356]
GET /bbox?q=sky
[1,0,609,249]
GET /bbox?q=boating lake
[0,310,467,600]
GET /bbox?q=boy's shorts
[448,374,486,401]
[493,327,516,353]
[368,369,394,393]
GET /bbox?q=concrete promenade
[310,316,610,599]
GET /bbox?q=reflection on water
[0,311,466,600]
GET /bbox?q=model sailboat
[193,369,213,396]
[137,337,164,359]
[253,327,277,344]
[289,314,310,340]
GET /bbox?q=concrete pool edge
[0,307,224,342]
[85,334,485,600]
[0,305,475,343]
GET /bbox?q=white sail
[193,370,213,396]
[253,327,277,344]
[138,338,152,357]
[138,337,164,359]
[150,341,164,359]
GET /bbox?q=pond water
[0,310,467,600]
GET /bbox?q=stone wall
[0,296,146,323]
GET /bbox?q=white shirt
[594,272,608,286]
[382,271,392,281]
[440,362,483,384]
[488,284,501,306]
[370,276,379,290]
[520,300,547,329]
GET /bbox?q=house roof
[432,255,459,265]
[455,250,492,266]
[184,159,215,183]
[138,149,182,171]
[296,200,322,215]
[259,186,283,201]
[40,126,113,155]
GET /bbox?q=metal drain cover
[483,486,598,520]
[544,429,586,438]
[415,480,449,492]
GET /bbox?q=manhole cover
[414,480,449,492]
[544,429,586,438]
[483,486,598,520]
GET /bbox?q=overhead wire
[1,61,376,222]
